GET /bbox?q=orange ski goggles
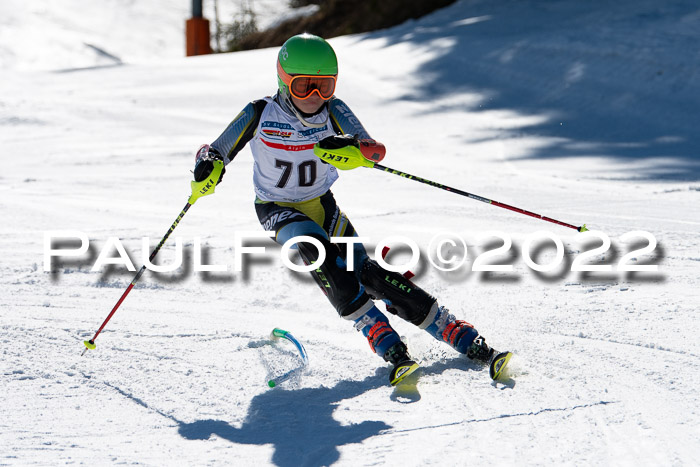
[278,61,337,100]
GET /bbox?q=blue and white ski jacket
[211,94,371,203]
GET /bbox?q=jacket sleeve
[327,97,372,140]
[210,99,267,164]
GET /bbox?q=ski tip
[390,361,419,386]
[489,351,513,380]
[578,224,589,232]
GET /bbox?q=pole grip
[189,160,224,204]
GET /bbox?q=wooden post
[186,0,211,56]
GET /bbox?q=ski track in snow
[2,0,700,465]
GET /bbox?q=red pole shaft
[89,280,137,342]
[83,201,192,349]
[374,163,584,232]
[490,200,581,231]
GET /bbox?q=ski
[489,351,513,380]
[389,360,420,386]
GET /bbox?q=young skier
[194,33,510,385]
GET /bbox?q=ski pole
[314,143,588,232]
[373,163,588,232]
[81,159,224,356]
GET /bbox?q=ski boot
[383,341,419,386]
[353,306,419,386]
[423,305,479,354]
[424,306,512,380]
[467,335,512,380]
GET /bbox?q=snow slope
[2,0,699,465]
[0,0,303,71]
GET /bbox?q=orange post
[186,17,211,56]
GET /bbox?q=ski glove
[194,146,226,184]
[318,134,360,150]
[318,134,386,163]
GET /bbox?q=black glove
[194,149,225,184]
[318,134,359,150]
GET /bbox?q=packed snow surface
[1,0,699,465]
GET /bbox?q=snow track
[2,0,699,465]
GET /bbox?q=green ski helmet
[277,33,338,97]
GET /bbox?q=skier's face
[291,93,325,114]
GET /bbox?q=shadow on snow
[173,358,492,466]
[366,0,700,181]
[177,370,389,467]
[106,357,490,466]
